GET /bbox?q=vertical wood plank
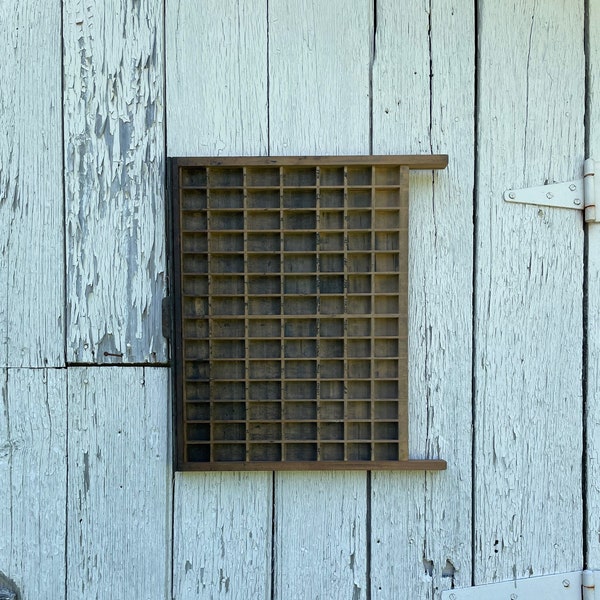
[0,3,64,367]
[370,1,475,597]
[0,369,67,599]
[586,0,600,570]
[66,367,171,599]
[173,473,273,598]
[167,3,273,598]
[63,0,166,364]
[475,0,584,582]
[268,0,372,156]
[269,2,371,597]
[166,0,268,157]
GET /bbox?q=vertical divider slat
[243,167,250,461]
[206,168,214,462]
[279,166,286,461]
[343,165,349,461]
[370,165,376,459]
[398,165,410,459]
[316,167,322,459]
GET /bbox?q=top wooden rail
[174,155,449,170]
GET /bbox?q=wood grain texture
[66,367,171,598]
[63,0,166,364]
[475,0,584,583]
[586,0,600,570]
[370,1,474,597]
[173,473,272,599]
[268,2,372,597]
[0,369,67,599]
[268,0,372,156]
[166,0,268,157]
[0,3,64,367]
[167,4,273,598]
[273,473,367,600]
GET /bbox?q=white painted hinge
[504,158,599,223]
[440,570,599,600]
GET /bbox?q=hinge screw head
[569,184,577,191]
[449,595,456,600]
[574,198,582,206]
[509,192,516,199]
[546,192,554,199]
[563,579,570,588]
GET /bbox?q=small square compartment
[319,189,344,208]
[285,339,317,359]
[249,275,280,295]
[248,232,280,252]
[249,319,280,338]
[207,231,241,254]
[212,402,246,421]
[246,167,280,187]
[181,167,207,188]
[248,381,281,401]
[247,190,280,209]
[348,402,371,419]
[319,232,344,251]
[373,166,400,186]
[181,189,207,210]
[285,275,317,295]
[320,275,344,294]
[284,296,317,315]
[285,381,317,400]
[320,422,343,440]
[285,442,317,461]
[284,318,317,337]
[320,443,344,461]
[320,318,343,337]
[320,400,344,418]
[249,339,281,359]
[284,401,317,420]
[320,210,344,229]
[319,167,344,186]
[283,189,316,209]
[346,166,371,185]
[186,402,210,420]
[249,443,282,461]
[319,339,343,358]
[183,275,209,296]
[320,253,344,272]
[284,254,316,273]
[320,296,344,315]
[282,167,316,187]
[320,382,344,401]
[247,210,280,230]
[319,360,343,378]
[208,167,243,187]
[347,443,371,461]
[347,210,371,229]
[284,422,317,441]
[284,232,316,252]
[283,211,316,230]
[249,360,281,380]
[210,189,243,209]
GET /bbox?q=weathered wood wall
[0,0,595,598]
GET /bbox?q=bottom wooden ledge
[176,459,447,472]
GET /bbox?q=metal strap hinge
[441,569,598,599]
[504,158,599,223]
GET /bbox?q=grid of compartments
[172,156,446,470]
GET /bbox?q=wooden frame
[169,155,448,471]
